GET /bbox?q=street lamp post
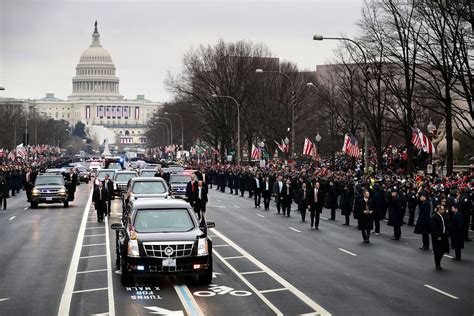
[164,112,184,155]
[315,132,322,162]
[427,120,436,175]
[158,117,173,145]
[313,34,370,174]
[256,69,296,157]
[284,136,290,160]
[156,122,170,145]
[211,94,241,164]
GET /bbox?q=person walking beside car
[103,174,114,216]
[186,174,198,208]
[93,182,107,223]
[193,180,208,220]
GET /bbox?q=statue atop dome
[94,20,98,33]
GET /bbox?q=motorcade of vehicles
[113,171,138,196]
[111,199,215,286]
[31,174,70,208]
[168,173,192,200]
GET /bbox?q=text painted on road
[193,284,252,297]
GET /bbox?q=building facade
[35,22,160,146]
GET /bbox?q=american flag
[342,134,360,158]
[411,127,423,150]
[412,127,435,154]
[274,139,288,153]
[251,144,261,160]
[303,138,314,156]
[8,151,15,161]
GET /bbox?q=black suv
[31,174,69,208]
[111,199,215,286]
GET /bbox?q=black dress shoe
[419,247,429,250]
[436,266,443,270]
[452,257,461,261]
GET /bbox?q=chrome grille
[143,242,194,258]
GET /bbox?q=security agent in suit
[430,204,450,270]
[272,175,285,214]
[262,176,272,211]
[92,182,107,222]
[103,174,114,216]
[355,190,374,243]
[309,181,324,229]
[252,174,262,208]
[297,182,310,222]
[282,179,293,217]
[186,174,198,207]
[193,180,208,220]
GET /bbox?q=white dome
[69,21,123,101]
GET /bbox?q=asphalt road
[0,183,472,316]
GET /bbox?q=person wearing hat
[414,191,431,250]
[387,187,403,240]
[430,204,450,270]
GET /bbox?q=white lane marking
[401,236,419,240]
[105,216,116,316]
[174,285,203,316]
[233,205,240,208]
[222,255,246,260]
[58,190,93,316]
[213,244,231,248]
[145,306,184,315]
[85,227,106,230]
[79,254,107,259]
[217,206,225,208]
[76,269,107,274]
[338,248,357,257]
[240,271,265,275]
[0,298,10,302]
[424,285,459,299]
[8,216,15,221]
[257,214,265,218]
[72,287,108,294]
[213,250,282,315]
[211,228,331,316]
[84,234,106,237]
[24,207,28,210]
[444,254,454,259]
[321,216,328,220]
[216,199,222,202]
[259,288,288,294]
[289,227,301,233]
[82,243,106,247]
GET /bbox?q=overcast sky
[1,0,364,102]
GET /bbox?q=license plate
[162,258,176,267]
[178,188,185,192]
[46,197,53,201]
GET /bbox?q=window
[134,209,194,233]
[132,181,167,195]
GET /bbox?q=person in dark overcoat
[282,179,293,217]
[186,174,198,207]
[340,185,353,226]
[252,174,262,208]
[193,180,208,220]
[371,184,386,234]
[387,189,403,240]
[309,180,324,229]
[355,190,374,243]
[262,176,272,211]
[92,182,107,222]
[103,174,114,216]
[430,204,450,270]
[449,205,464,260]
[407,186,417,226]
[273,175,284,215]
[414,192,431,250]
[297,182,310,222]
[0,171,7,210]
[325,181,339,220]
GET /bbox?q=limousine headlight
[197,238,209,256]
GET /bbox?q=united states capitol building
[35,22,160,146]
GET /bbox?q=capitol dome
[69,21,123,100]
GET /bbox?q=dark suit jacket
[93,187,107,211]
[430,212,450,254]
[103,179,114,199]
[297,188,310,211]
[186,180,198,202]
